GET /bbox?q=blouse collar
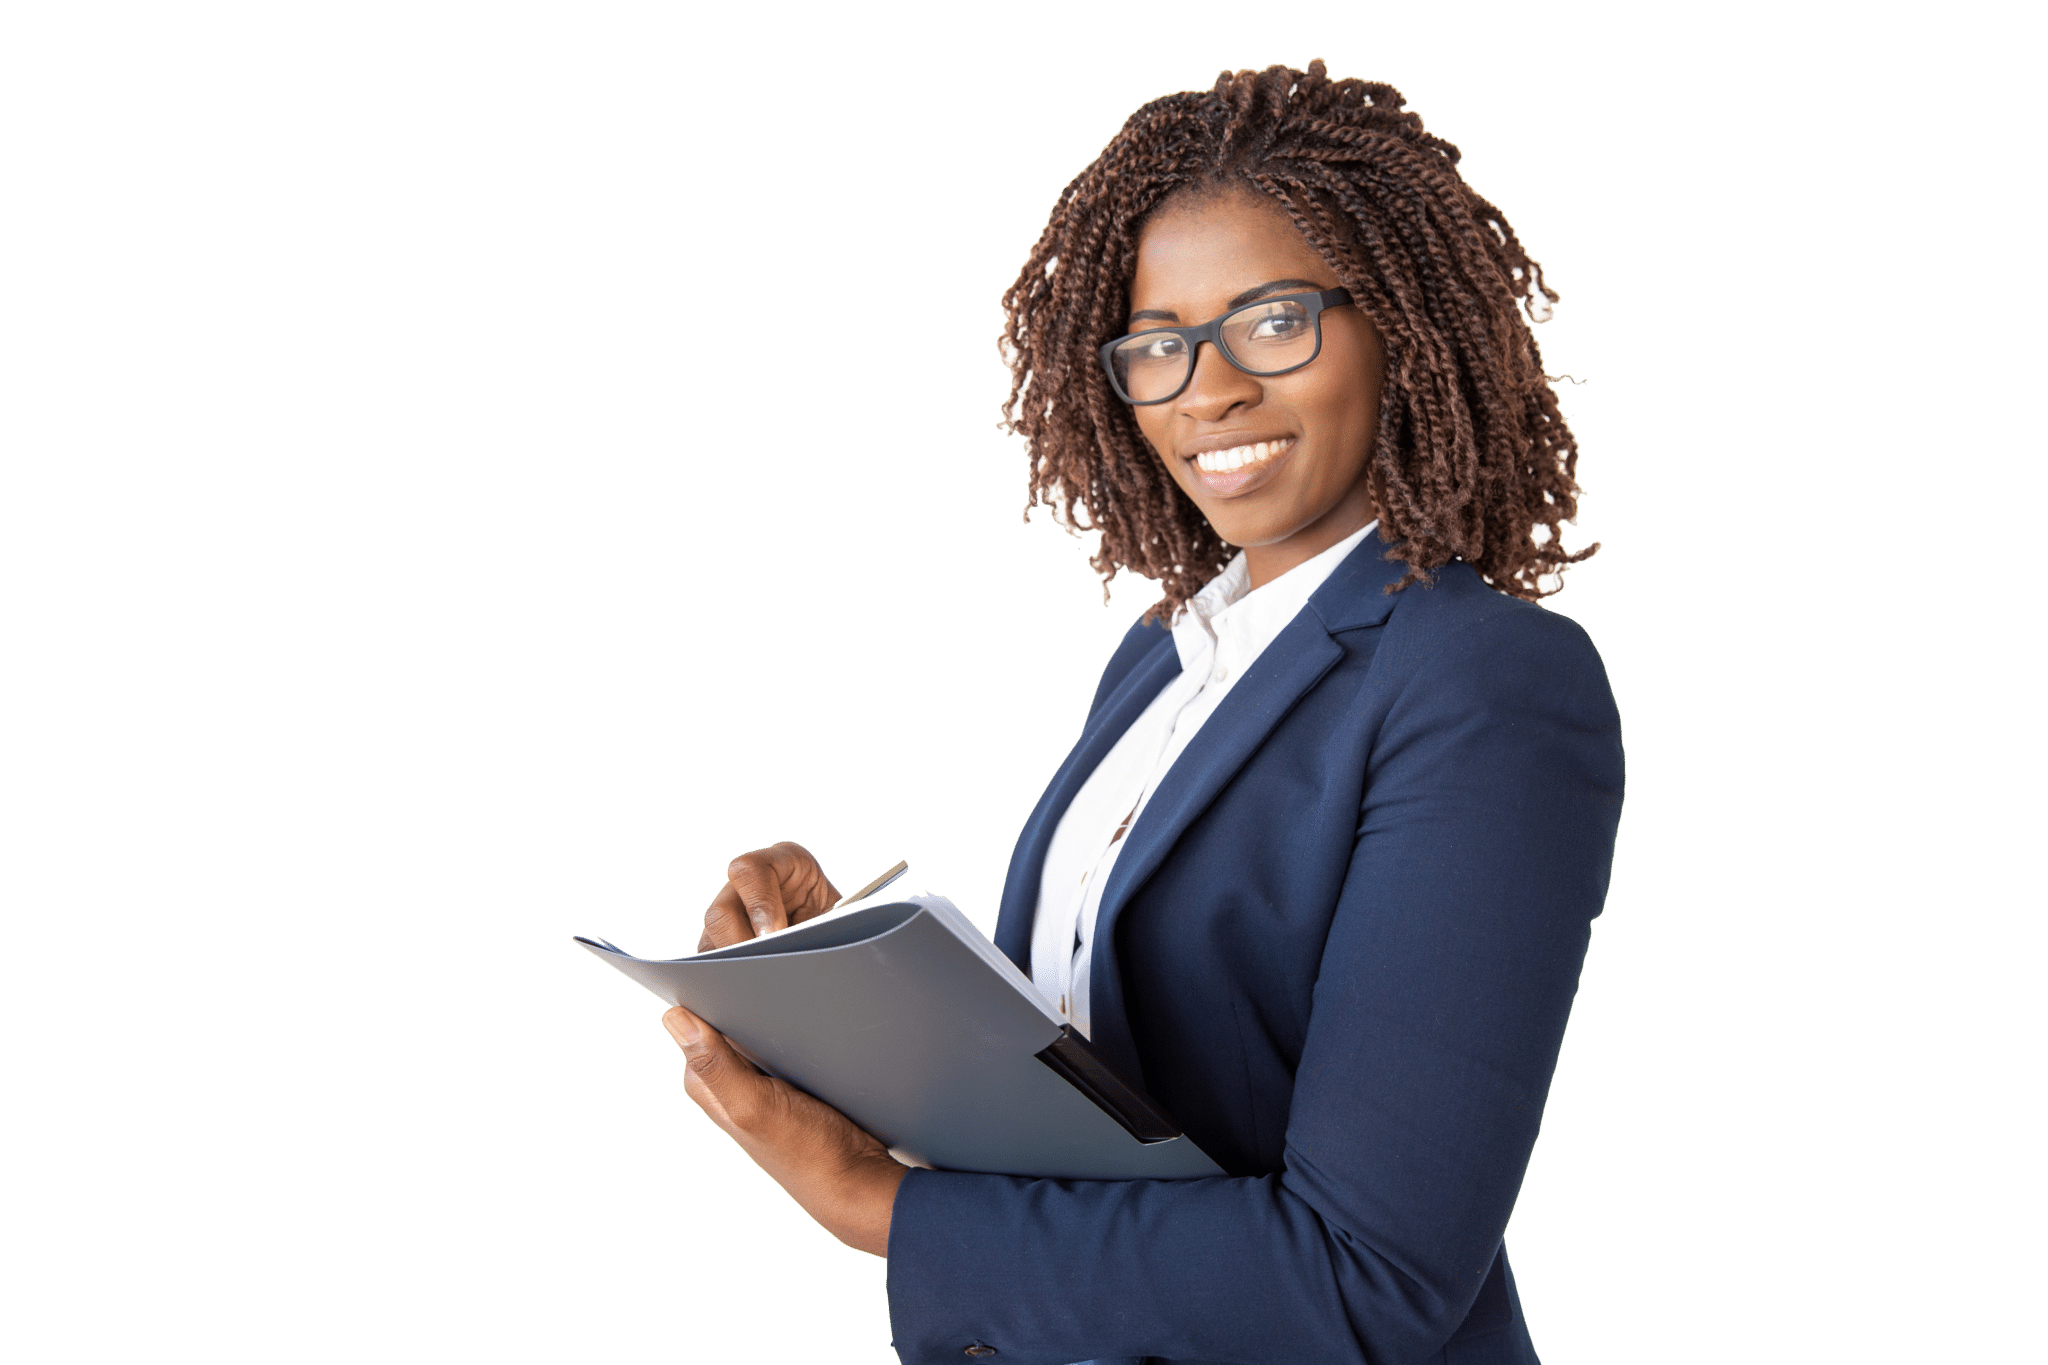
[1171,519,1379,675]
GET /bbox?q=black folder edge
[1034,1025,1183,1144]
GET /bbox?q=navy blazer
[887,531,1624,1365]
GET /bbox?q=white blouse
[1028,520,1378,1035]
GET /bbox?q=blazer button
[963,1347,997,1357]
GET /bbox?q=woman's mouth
[1186,436,1296,494]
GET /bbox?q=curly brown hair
[1001,61,1596,615]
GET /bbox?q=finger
[698,882,755,952]
[726,851,792,937]
[768,841,842,926]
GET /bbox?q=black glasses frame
[1098,287,1354,405]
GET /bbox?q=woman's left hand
[664,1006,908,1256]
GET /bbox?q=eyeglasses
[1098,288,1354,405]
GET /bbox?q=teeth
[1194,439,1290,474]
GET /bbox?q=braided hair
[1002,60,1595,616]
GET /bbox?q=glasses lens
[1110,331,1192,403]
[1220,298,1318,374]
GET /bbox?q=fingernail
[675,1010,708,1055]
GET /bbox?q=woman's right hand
[697,842,842,951]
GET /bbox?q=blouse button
[1212,663,1230,682]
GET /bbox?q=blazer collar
[1306,525,1405,633]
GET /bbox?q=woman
[663,63,1623,1365]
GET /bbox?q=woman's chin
[1195,504,1306,552]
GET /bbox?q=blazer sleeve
[884,604,1625,1365]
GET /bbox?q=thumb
[663,1007,764,1132]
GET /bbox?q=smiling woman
[1120,198,1387,587]
[1008,62,1593,615]
[657,62,1624,1365]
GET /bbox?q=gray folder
[576,894,1222,1179]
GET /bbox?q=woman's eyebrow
[1126,279,1328,326]
[1227,278,1325,308]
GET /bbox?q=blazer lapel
[1083,530,1405,1085]
[1080,611,1344,1083]
[991,635,1182,970]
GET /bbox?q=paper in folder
[576,890,1222,1179]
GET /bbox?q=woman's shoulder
[1380,559,1591,640]
[1364,562,1618,734]
[1300,536,1596,654]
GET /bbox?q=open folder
[576,890,1222,1179]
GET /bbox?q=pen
[832,859,910,910]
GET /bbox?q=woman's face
[1126,189,1385,585]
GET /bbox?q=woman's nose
[1177,340,1262,420]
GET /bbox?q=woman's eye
[1141,336,1186,360]
[1248,315,1307,341]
